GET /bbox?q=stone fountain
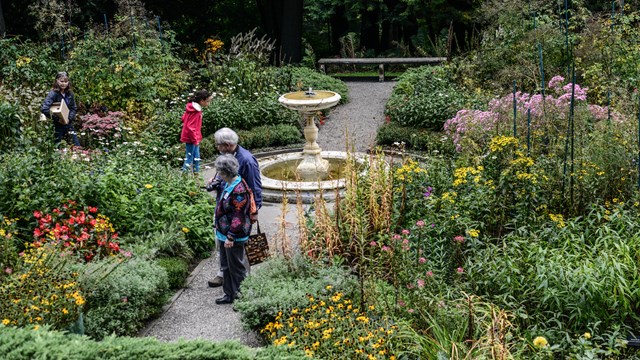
[278,88,341,181]
[257,88,365,203]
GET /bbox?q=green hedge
[82,258,169,340]
[157,257,190,289]
[0,326,307,360]
[202,97,299,137]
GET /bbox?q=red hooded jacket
[180,102,203,145]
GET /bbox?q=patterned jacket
[215,177,252,241]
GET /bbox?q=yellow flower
[533,336,548,348]
[33,325,40,331]
[62,308,69,315]
[182,227,190,233]
[2,319,9,325]
[144,184,153,189]
[583,332,591,339]
[467,229,480,238]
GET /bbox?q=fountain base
[259,151,366,203]
[296,154,329,181]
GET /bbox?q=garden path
[140,80,396,346]
[317,80,396,152]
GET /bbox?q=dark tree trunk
[329,4,349,54]
[256,0,303,64]
[279,0,302,63]
[359,6,379,54]
[0,0,5,37]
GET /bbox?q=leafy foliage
[0,324,305,360]
[82,258,169,339]
[157,257,189,289]
[234,256,358,330]
[385,66,482,130]
[0,102,22,152]
[376,122,455,155]
[0,245,85,330]
[66,25,188,133]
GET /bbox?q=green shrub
[0,146,215,256]
[157,257,190,289]
[202,96,299,136]
[83,258,169,339]
[1,245,85,331]
[234,256,358,330]
[66,26,188,133]
[237,124,303,151]
[0,38,58,88]
[385,66,473,130]
[376,122,455,155]
[467,205,640,337]
[0,102,22,152]
[0,325,301,360]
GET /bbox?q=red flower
[33,210,42,219]
[88,206,98,213]
[33,228,42,237]
[108,242,120,252]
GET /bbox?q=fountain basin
[278,91,341,112]
[259,151,366,203]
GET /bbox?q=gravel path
[141,79,396,345]
[317,80,396,153]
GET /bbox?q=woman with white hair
[212,153,253,304]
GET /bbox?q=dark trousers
[54,123,80,146]
[219,240,248,299]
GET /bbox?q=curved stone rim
[278,91,341,112]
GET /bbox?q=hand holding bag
[245,220,269,265]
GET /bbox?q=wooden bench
[318,57,447,81]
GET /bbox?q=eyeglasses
[56,71,68,78]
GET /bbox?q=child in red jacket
[181,90,212,173]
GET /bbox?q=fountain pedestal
[298,111,329,180]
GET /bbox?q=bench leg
[378,64,384,82]
[320,64,326,74]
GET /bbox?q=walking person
[181,90,212,174]
[206,127,262,287]
[41,71,80,147]
[212,154,254,304]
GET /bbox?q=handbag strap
[255,220,261,234]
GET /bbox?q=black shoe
[208,276,223,287]
[215,295,233,305]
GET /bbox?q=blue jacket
[41,90,77,126]
[235,145,263,209]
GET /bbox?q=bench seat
[318,57,447,81]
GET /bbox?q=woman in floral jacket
[213,154,253,304]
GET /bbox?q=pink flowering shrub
[444,75,627,153]
[78,111,125,149]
